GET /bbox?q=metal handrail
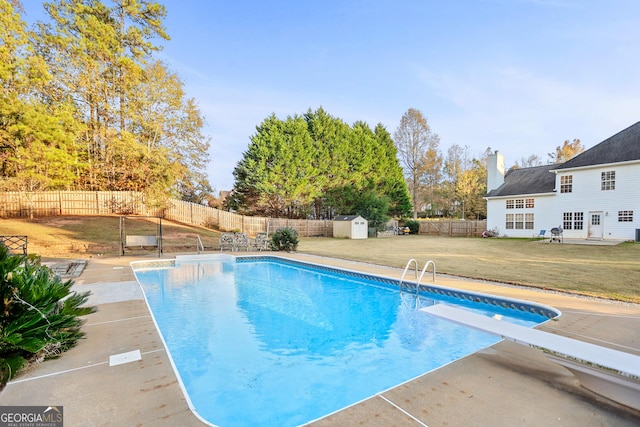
[195,235,204,253]
[417,260,436,286]
[399,259,437,309]
[399,258,418,291]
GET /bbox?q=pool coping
[133,254,561,320]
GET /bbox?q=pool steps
[422,304,640,412]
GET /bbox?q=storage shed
[333,215,368,239]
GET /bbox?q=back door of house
[588,211,604,239]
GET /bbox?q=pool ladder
[195,235,204,253]
[399,259,436,308]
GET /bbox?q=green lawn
[298,236,640,303]
[1,217,638,303]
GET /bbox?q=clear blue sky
[25,1,640,192]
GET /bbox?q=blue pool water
[133,256,553,427]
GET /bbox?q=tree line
[393,108,489,220]
[2,2,585,220]
[226,106,492,223]
[0,0,211,204]
[226,105,587,223]
[226,108,412,226]
[392,108,585,220]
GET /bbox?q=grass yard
[298,236,640,304]
[1,216,639,303]
[0,216,222,256]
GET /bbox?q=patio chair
[219,232,235,251]
[252,232,269,251]
[233,232,250,251]
[533,229,546,241]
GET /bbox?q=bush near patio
[0,247,96,385]
[269,227,299,252]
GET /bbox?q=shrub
[0,246,96,384]
[269,228,299,251]
[403,219,420,234]
[482,227,500,238]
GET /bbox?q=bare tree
[513,154,544,169]
[394,108,440,219]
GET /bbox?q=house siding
[486,194,557,238]
[487,162,640,240]
[486,122,640,241]
[556,163,639,240]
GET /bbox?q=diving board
[421,304,640,411]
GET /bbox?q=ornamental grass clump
[0,246,96,385]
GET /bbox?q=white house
[333,215,368,239]
[486,122,640,241]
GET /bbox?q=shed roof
[333,215,365,221]
[553,121,640,170]
[486,164,556,198]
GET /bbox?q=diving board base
[545,354,640,411]
[421,304,640,411]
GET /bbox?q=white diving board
[421,304,640,411]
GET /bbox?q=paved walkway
[1,253,639,426]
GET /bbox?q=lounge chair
[252,232,269,251]
[233,232,250,251]
[219,232,234,251]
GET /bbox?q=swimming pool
[132,255,558,427]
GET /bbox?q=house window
[560,175,572,193]
[525,198,534,208]
[525,213,534,229]
[515,199,524,209]
[505,214,514,229]
[506,199,514,209]
[563,212,573,230]
[515,214,524,229]
[601,171,615,190]
[574,212,584,230]
[618,211,633,222]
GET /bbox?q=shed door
[588,211,603,240]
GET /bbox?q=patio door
[588,211,603,239]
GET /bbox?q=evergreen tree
[229,108,411,220]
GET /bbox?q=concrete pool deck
[1,253,639,426]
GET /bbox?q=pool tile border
[240,256,560,319]
[130,255,560,320]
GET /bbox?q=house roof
[486,164,556,198]
[487,121,640,198]
[553,121,640,170]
